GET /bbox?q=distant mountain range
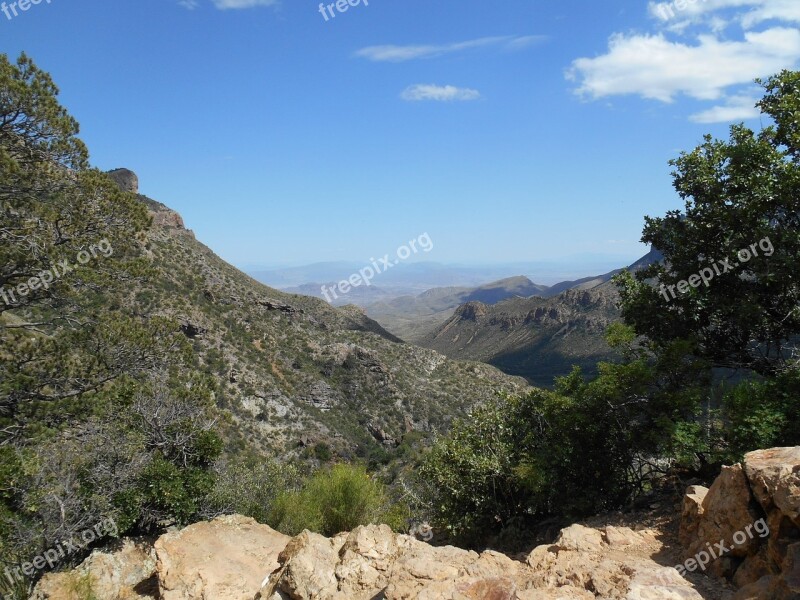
[247,250,664,389]
[413,249,664,387]
[248,257,641,303]
[364,276,548,343]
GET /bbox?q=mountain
[249,259,639,305]
[364,276,549,342]
[251,262,541,296]
[414,250,663,387]
[541,249,663,297]
[119,172,529,463]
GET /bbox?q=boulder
[31,539,157,599]
[744,447,800,526]
[684,465,762,577]
[262,523,703,600]
[553,524,605,552]
[782,542,800,595]
[678,485,708,549]
[679,447,800,593]
[155,514,290,600]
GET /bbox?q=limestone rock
[679,485,708,549]
[155,514,290,600]
[553,524,605,552]
[680,447,800,593]
[263,522,703,600]
[744,447,800,526]
[107,168,139,194]
[685,464,762,578]
[31,539,157,599]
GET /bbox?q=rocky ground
[31,447,800,600]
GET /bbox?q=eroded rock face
[31,539,157,600]
[260,523,703,600]
[680,446,800,595]
[684,464,762,578]
[151,207,187,230]
[107,168,139,194]
[744,447,800,526]
[155,514,290,600]
[679,484,708,550]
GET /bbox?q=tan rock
[766,508,798,569]
[732,548,772,589]
[602,525,649,548]
[679,447,800,595]
[527,526,701,600]
[732,572,798,600]
[517,587,594,599]
[732,575,780,600]
[264,523,704,600]
[783,542,800,595]
[684,464,762,578]
[259,529,348,600]
[625,565,708,600]
[31,539,156,600]
[679,485,708,549]
[743,447,800,524]
[553,524,605,552]
[155,514,290,600]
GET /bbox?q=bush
[722,367,800,459]
[418,333,710,545]
[208,455,303,524]
[269,463,406,536]
[416,391,546,542]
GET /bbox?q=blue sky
[1,0,798,272]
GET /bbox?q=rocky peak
[105,168,191,235]
[107,168,139,194]
[455,301,488,322]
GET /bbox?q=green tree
[0,54,223,596]
[0,52,158,430]
[616,70,800,377]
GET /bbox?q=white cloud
[211,0,278,9]
[648,0,800,27]
[178,0,199,8]
[570,0,800,122]
[689,93,761,122]
[401,84,481,102]
[741,0,800,27]
[568,28,800,102]
[355,36,545,62]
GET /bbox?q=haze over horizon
[2,0,798,268]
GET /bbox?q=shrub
[269,463,405,536]
[208,455,303,524]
